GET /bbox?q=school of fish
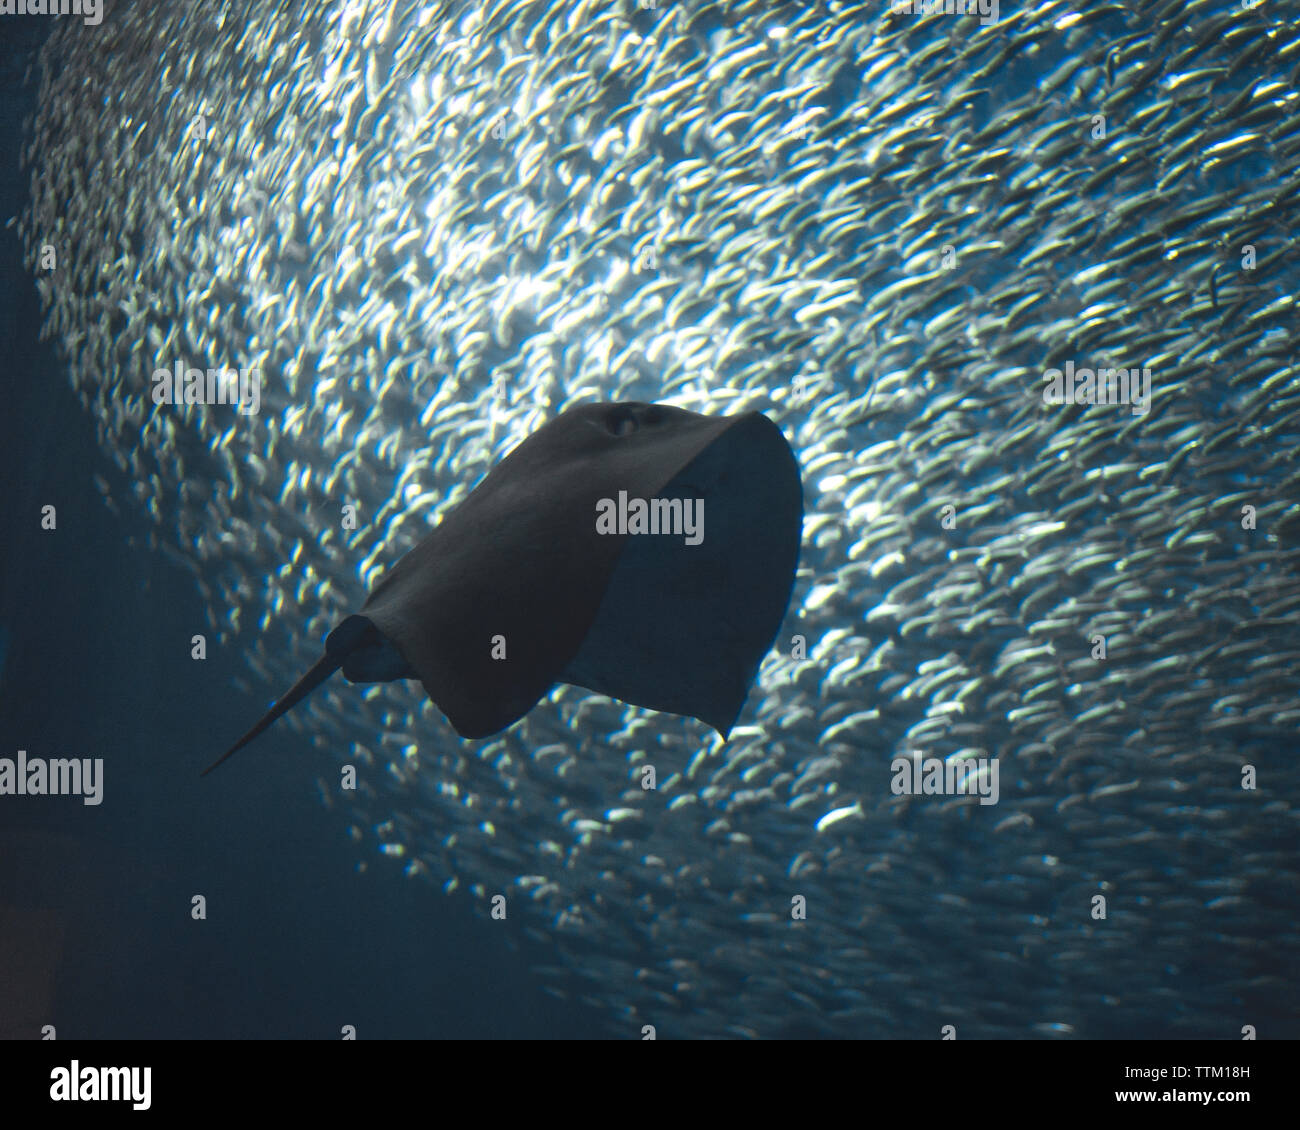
[21,0,1300,1036]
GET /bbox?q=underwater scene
[1,0,1298,1043]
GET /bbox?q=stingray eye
[606,406,638,436]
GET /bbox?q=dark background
[0,20,598,1041]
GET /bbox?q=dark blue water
[0,23,602,1039]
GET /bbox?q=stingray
[203,401,802,775]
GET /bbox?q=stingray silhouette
[203,401,802,775]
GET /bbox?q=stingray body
[204,401,802,774]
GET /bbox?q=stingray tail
[201,651,343,776]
